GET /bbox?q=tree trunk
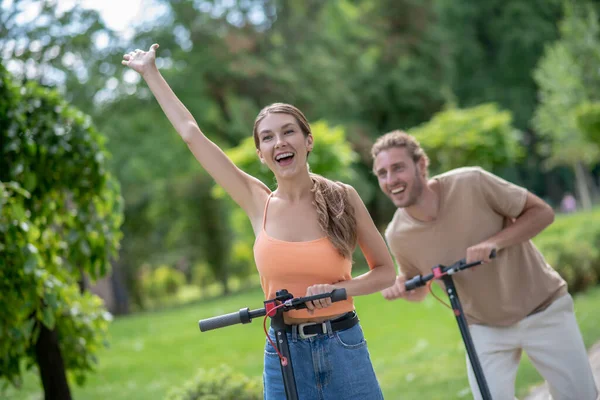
[111,257,130,315]
[574,161,593,210]
[78,266,87,294]
[221,276,230,295]
[585,165,600,203]
[35,323,72,400]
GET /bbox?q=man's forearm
[490,204,554,250]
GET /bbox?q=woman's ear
[256,148,265,164]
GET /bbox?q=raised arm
[122,44,269,221]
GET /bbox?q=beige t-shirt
[385,167,566,327]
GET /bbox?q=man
[372,130,598,400]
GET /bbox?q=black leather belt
[284,311,359,339]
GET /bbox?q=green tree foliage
[140,265,186,304]
[576,102,600,148]
[430,0,565,199]
[0,0,121,111]
[0,65,123,398]
[409,104,523,176]
[533,0,600,208]
[435,0,563,130]
[534,208,600,292]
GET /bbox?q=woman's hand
[304,284,337,314]
[122,44,159,76]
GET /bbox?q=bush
[165,365,262,400]
[534,208,600,292]
[191,262,216,289]
[141,265,186,299]
[0,64,122,394]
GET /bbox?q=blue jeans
[263,320,384,400]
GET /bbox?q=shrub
[0,63,122,396]
[534,208,600,292]
[165,365,262,400]
[191,262,216,289]
[141,265,186,299]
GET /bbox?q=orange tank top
[253,193,355,319]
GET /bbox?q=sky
[7,0,263,40]
[67,0,144,33]
[7,0,157,40]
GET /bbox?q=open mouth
[275,152,294,166]
[390,185,406,195]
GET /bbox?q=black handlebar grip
[330,288,347,303]
[490,249,497,259]
[404,276,423,291]
[199,310,242,332]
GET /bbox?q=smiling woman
[121,43,396,399]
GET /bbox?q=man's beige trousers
[467,294,599,400]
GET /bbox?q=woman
[122,44,395,400]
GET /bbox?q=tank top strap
[262,192,274,230]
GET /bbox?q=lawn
[6,285,600,400]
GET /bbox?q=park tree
[0,0,121,111]
[435,0,563,130]
[431,0,565,198]
[533,0,600,209]
[409,103,524,177]
[0,65,123,399]
[577,102,600,148]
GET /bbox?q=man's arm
[466,192,554,263]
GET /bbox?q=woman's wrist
[142,65,160,80]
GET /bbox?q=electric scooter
[404,250,496,400]
[199,288,347,400]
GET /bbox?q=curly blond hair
[371,130,429,174]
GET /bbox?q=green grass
[6,286,600,400]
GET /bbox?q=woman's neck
[274,171,314,202]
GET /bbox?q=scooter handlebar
[330,288,347,303]
[199,309,246,332]
[198,289,347,332]
[404,250,497,292]
[289,288,347,309]
[404,275,429,291]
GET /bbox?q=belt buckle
[298,322,327,339]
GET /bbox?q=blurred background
[1,0,600,399]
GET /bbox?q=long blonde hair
[253,103,357,258]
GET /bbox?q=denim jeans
[263,320,384,400]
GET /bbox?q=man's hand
[381,275,428,302]
[466,241,497,264]
[381,275,407,300]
